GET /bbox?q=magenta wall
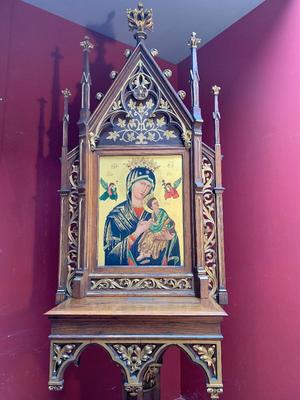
[178,0,300,398]
[0,1,179,399]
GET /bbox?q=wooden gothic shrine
[47,2,228,398]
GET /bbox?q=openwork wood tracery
[47,2,228,399]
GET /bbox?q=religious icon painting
[98,155,184,267]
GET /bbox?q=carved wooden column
[188,32,209,298]
[212,86,228,305]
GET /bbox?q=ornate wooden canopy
[47,2,228,398]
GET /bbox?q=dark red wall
[0,1,179,399]
[2,0,300,398]
[178,0,300,398]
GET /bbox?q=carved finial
[95,92,103,101]
[212,84,221,145]
[163,69,172,78]
[178,90,186,100]
[61,89,71,148]
[124,49,132,58]
[150,48,158,57]
[80,36,94,51]
[127,2,153,43]
[61,88,71,98]
[212,85,221,95]
[188,32,201,48]
[189,31,203,122]
[110,71,118,80]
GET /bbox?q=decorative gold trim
[111,344,157,374]
[88,131,96,151]
[48,340,223,394]
[202,156,218,297]
[182,129,192,149]
[192,344,217,376]
[90,277,192,291]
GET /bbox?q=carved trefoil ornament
[192,344,217,377]
[90,61,191,149]
[51,343,80,377]
[90,277,192,291]
[111,344,157,375]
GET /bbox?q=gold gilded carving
[202,156,218,297]
[90,277,192,291]
[66,159,79,297]
[88,131,96,150]
[207,387,223,399]
[112,344,157,374]
[127,2,153,34]
[182,129,192,149]
[52,343,79,376]
[92,61,190,148]
[193,344,217,376]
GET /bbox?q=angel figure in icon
[99,178,118,201]
[162,177,182,200]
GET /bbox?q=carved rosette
[66,159,79,297]
[52,343,81,377]
[90,277,192,291]
[202,155,218,298]
[111,344,157,375]
[92,61,191,149]
[192,344,217,377]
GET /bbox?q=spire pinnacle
[188,32,201,49]
[127,2,153,43]
[188,32,203,122]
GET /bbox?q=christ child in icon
[137,197,176,263]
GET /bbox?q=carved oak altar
[46,3,228,399]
